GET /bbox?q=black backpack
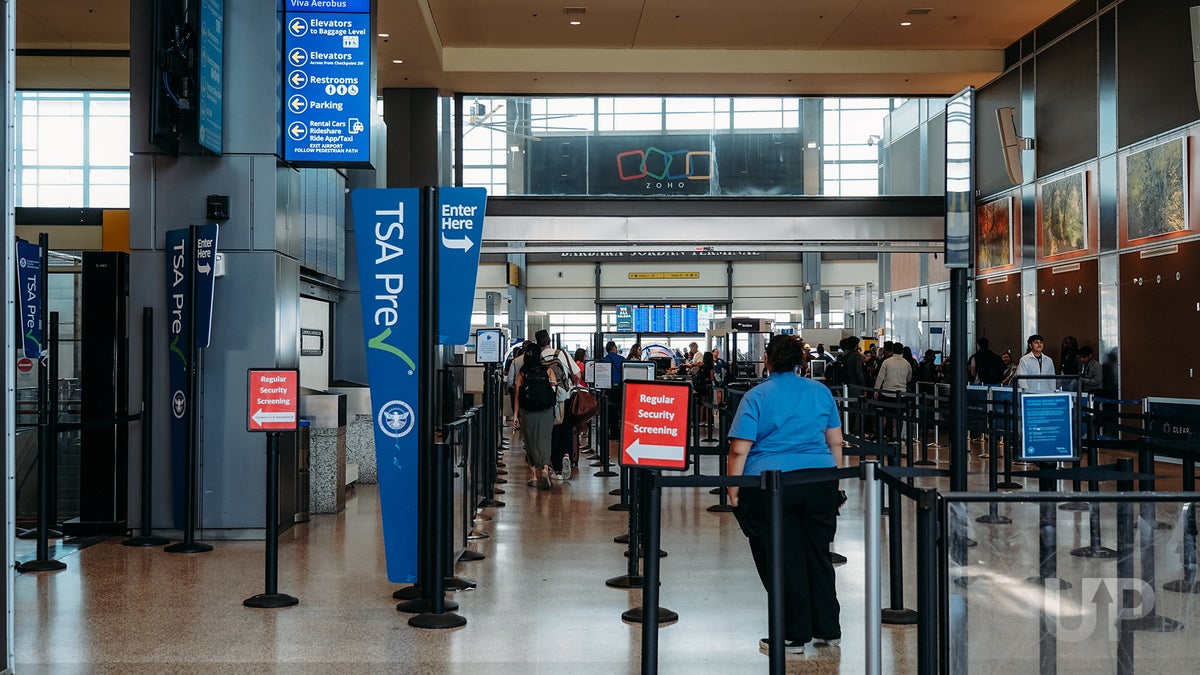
[827,355,847,387]
[519,366,556,411]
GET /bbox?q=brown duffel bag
[565,387,599,426]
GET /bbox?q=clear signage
[15,240,42,358]
[1019,392,1078,462]
[437,187,486,345]
[282,3,371,165]
[476,329,503,364]
[197,0,223,154]
[620,380,691,470]
[247,369,299,432]
[352,188,421,583]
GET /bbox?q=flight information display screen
[630,303,701,334]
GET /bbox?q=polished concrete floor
[12,433,1199,673]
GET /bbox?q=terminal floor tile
[12,437,1198,673]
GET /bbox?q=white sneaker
[561,457,572,481]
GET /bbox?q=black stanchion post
[1027,471,1069,588]
[1129,441,1183,632]
[998,400,1021,490]
[479,366,504,509]
[596,389,617,477]
[707,426,732,513]
[607,467,643,588]
[244,432,299,608]
[765,470,785,675]
[17,307,66,572]
[165,226,213,554]
[977,404,1011,525]
[409,442,467,628]
[1115,458,1134,675]
[916,490,938,675]
[627,470,675,649]
[881,477,917,624]
[1164,447,1200,594]
[125,307,169,547]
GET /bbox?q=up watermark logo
[1044,577,1156,642]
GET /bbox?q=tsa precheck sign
[282,2,371,164]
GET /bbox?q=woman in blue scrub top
[727,334,844,655]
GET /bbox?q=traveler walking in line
[726,335,844,655]
[512,342,558,489]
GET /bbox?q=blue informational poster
[437,187,486,345]
[351,188,421,583]
[15,240,42,358]
[197,0,223,154]
[282,3,372,165]
[1020,392,1078,462]
[616,304,634,332]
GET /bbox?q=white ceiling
[15,0,1076,95]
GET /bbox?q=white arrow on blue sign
[289,70,307,88]
[288,18,308,36]
[288,122,307,140]
[437,187,487,345]
[288,48,307,66]
[289,95,308,113]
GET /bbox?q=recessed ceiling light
[570,20,581,25]
[900,21,912,26]
[378,33,390,38]
[392,59,403,64]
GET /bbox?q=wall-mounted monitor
[622,362,656,382]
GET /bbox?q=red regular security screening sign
[247,369,299,432]
[620,380,690,470]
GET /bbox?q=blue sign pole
[352,188,422,583]
[437,187,486,345]
[165,228,192,526]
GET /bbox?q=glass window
[458,94,935,198]
[16,91,132,208]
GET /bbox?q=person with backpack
[513,342,559,490]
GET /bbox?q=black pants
[734,476,841,644]
[550,422,576,472]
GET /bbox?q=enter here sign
[620,379,690,470]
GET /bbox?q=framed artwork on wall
[976,195,1014,272]
[1037,169,1089,262]
[1119,136,1189,248]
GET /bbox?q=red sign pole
[244,368,300,608]
[620,380,691,470]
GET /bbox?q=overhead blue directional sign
[282,3,371,165]
[438,187,487,346]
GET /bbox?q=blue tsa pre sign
[351,188,421,583]
[283,6,371,165]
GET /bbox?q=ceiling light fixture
[392,59,403,64]
[378,33,390,38]
[900,21,912,26]
[570,20,581,25]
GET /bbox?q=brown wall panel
[1119,241,1200,399]
[1036,259,1100,367]
[927,256,950,285]
[890,253,921,290]
[974,273,1023,357]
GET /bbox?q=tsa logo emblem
[378,400,415,438]
[172,390,186,419]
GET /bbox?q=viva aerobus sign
[165,225,219,524]
[351,186,485,583]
